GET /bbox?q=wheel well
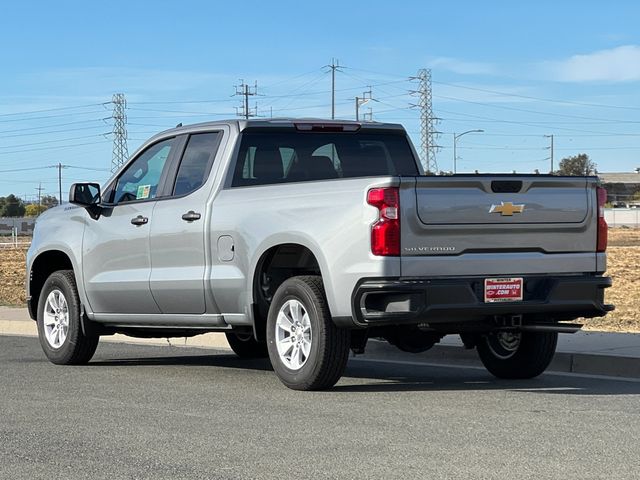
[29,250,74,318]
[252,244,321,341]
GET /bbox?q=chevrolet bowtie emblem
[489,202,525,216]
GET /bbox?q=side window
[173,132,221,196]
[113,138,174,204]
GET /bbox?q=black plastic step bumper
[349,275,613,327]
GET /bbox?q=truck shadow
[89,351,640,396]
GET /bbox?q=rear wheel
[225,331,268,358]
[36,270,99,365]
[266,276,350,391]
[476,331,557,379]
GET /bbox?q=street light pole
[453,129,484,174]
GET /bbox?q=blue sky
[1,0,640,199]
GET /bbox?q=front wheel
[266,276,350,391]
[36,270,99,365]
[476,331,557,379]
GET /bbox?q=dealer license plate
[484,277,523,303]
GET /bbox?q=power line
[434,94,640,124]
[431,80,640,111]
[0,118,106,135]
[0,139,110,156]
[0,124,107,139]
[0,109,108,124]
[0,134,106,150]
[0,102,109,118]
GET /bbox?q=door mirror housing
[69,183,102,219]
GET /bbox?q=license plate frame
[484,277,523,303]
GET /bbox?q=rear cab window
[231,130,418,187]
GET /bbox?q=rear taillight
[596,186,608,252]
[367,187,400,256]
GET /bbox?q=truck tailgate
[399,175,599,276]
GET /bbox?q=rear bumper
[347,274,613,328]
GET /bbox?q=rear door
[149,131,223,314]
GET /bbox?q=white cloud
[427,57,497,76]
[548,45,640,82]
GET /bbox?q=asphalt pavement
[2,335,639,479]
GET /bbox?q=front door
[82,137,176,314]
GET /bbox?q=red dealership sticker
[484,277,523,302]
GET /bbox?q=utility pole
[411,69,439,173]
[234,80,258,119]
[355,86,372,121]
[56,163,68,205]
[35,183,44,207]
[111,93,129,173]
[544,134,554,173]
[325,59,343,119]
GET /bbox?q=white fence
[605,208,640,228]
[0,227,31,249]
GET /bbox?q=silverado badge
[489,201,525,216]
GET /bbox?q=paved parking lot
[2,335,639,479]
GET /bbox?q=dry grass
[584,244,640,333]
[0,229,638,331]
[0,247,28,306]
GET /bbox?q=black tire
[225,331,268,358]
[266,276,350,391]
[476,331,558,379]
[36,270,99,365]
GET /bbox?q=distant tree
[41,195,59,208]
[25,204,47,216]
[1,194,25,217]
[557,153,597,176]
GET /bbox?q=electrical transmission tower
[234,80,258,119]
[110,93,129,173]
[411,69,439,173]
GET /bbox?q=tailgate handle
[491,180,522,193]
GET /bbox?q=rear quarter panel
[209,177,402,319]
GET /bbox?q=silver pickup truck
[26,119,613,390]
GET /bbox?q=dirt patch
[608,227,640,247]
[583,245,640,333]
[0,247,28,306]
[0,229,638,331]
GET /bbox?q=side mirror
[69,182,101,206]
[69,183,102,219]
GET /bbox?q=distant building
[597,170,640,205]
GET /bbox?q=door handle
[131,215,148,226]
[181,211,201,222]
